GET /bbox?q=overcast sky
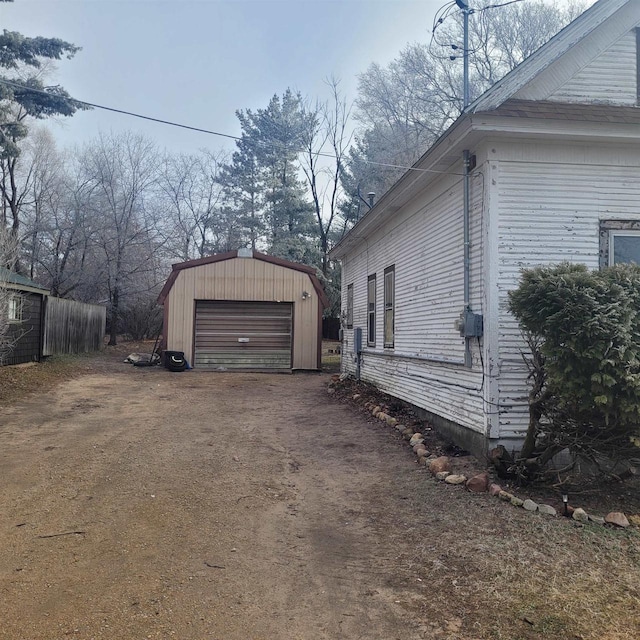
[2,0,450,155]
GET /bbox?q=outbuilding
[158,249,328,371]
[0,268,49,366]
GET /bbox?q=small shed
[0,268,49,366]
[158,250,328,371]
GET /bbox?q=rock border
[327,378,638,531]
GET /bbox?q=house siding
[494,141,640,440]
[3,291,44,365]
[341,159,487,435]
[549,29,637,105]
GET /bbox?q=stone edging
[328,380,638,530]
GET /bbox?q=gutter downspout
[463,149,472,368]
[462,2,473,368]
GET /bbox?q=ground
[0,345,639,639]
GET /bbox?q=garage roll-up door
[194,301,293,370]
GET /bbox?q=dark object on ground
[132,331,162,367]
[130,353,160,367]
[489,445,514,479]
[164,350,187,372]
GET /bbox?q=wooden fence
[43,297,106,356]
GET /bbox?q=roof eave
[330,114,474,260]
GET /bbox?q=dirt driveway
[1,359,639,639]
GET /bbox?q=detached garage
[158,250,328,371]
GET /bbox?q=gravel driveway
[1,359,639,640]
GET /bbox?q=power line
[0,77,467,177]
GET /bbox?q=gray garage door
[194,301,293,370]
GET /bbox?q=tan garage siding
[160,252,324,370]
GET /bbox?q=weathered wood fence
[43,297,106,356]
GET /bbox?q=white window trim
[383,266,395,349]
[367,274,376,347]
[8,294,23,323]
[608,229,640,266]
[346,283,354,329]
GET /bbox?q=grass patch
[0,352,97,406]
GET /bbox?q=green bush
[507,263,640,479]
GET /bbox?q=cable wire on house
[0,77,467,178]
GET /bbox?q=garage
[158,250,328,371]
[194,301,293,370]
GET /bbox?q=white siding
[341,160,487,435]
[495,142,640,439]
[549,30,637,105]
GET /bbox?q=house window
[609,231,640,265]
[346,283,353,329]
[600,221,640,267]
[383,266,395,348]
[8,294,23,322]
[367,274,376,346]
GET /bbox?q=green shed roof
[0,267,49,292]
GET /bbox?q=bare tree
[351,0,589,197]
[157,149,229,261]
[300,79,353,276]
[81,131,160,345]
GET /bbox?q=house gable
[472,0,639,112]
[543,29,638,105]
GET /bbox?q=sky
[1,0,448,155]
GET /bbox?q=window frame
[8,294,23,323]
[346,283,354,329]
[609,229,640,266]
[600,221,640,268]
[367,274,376,347]
[383,265,395,349]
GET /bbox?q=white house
[330,0,640,455]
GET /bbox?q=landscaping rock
[538,504,557,517]
[394,423,405,432]
[409,433,424,447]
[588,515,605,525]
[418,456,428,466]
[489,484,503,496]
[352,394,361,401]
[510,497,524,507]
[445,474,467,485]
[523,499,538,512]
[466,473,489,493]
[629,514,640,527]
[435,471,451,481]
[572,508,589,524]
[377,412,389,422]
[327,388,336,395]
[416,447,429,458]
[372,406,381,415]
[429,456,451,476]
[605,512,630,528]
[413,443,426,454]
[498,491,514,502]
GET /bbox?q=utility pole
[455,0,471,108]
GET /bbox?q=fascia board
[330,117,474,259]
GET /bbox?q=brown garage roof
[157,250,329,308]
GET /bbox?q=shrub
[507,262,640,481]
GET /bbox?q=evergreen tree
[0,22,86,272]
[223,90,318,264]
